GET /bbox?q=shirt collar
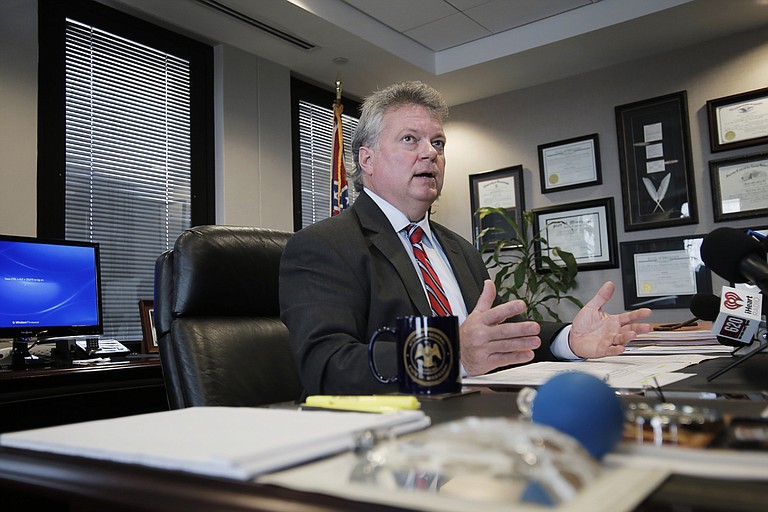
[363,188,434,242]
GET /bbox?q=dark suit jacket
[279,192,565,395]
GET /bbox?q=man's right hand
[459,280,541,376]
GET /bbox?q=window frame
[37,0,215,239]
[36,0,214,344]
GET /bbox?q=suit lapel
[353,194,432,315]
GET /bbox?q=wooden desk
[0,356,169,433]
[0,356,766,511]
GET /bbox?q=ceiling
[104,0,768,105]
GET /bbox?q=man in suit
[280,81,651,395]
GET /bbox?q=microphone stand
[707,321,767,381]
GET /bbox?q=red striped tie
[407,224,453,316]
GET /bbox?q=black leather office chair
[153,225,303,409]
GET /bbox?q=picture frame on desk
[615,91,698,231]
[706,86,768,153]
[708,152,768,222]
[619,235,712,310]
[139,299,158,354]
[469,165,525,251]
[537,133,602,193]
[531,197,618,272]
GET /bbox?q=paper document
[0,407,431,480]
[626,327,729,355]
[463,354,721,389]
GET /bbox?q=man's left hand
[569,281,652,358]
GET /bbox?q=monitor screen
[0,234,103,340]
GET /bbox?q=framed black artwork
[619,236,712,310]
[469,166,525,251]
[615,91,698,231]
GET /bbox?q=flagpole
[331,78,349,216]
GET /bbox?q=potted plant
[475,207,583,322]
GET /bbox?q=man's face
[359,105,446,221]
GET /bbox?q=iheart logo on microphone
[723,291,743,310]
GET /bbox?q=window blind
[64,19,192,339]
[297,100,359,229]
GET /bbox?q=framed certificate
[619,236,712,310]
[615,91,698,231]
[537,133,602,193]
[709,152,768,222]
[469,166,525,251]
[707,87,768,153]
[531,197,618,272]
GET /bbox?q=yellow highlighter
[303,395,420,413]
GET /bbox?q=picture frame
[537,133,602,193]
[706,86,768,153]
[619,235,712,310]
[531,197,618,272]
[139,299,158,354]
[469,165,525,251]
[615,91,698,231]
[709,152,768,222]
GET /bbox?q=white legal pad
[0,407,431,480]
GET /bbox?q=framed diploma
[709,152,768,222]
[469,166,525,251]
[619,236,712,310]
[537,133,602,193]
[615,91,698,231]
[707,87,768,153]
[531,197,618,272]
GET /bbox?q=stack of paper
[0,407,430,480]
[626,326,730,355]
[462,354,721,389]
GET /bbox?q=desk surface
[0,354,766,512]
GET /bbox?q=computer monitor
[0,234,103,365]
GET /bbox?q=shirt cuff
[550,325,583,361]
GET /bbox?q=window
[291,79,360,230]
[38,0,214,343]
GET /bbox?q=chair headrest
[169,225,292,318]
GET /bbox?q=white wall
[434,26,768,323]
[214,45,293,230]
[0,0,38,237]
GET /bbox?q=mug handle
[368,326,397,384]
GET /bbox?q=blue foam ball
[531,371,624,459]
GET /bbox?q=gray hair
[350,81,449,192]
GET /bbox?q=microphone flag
[331,99,349,217]
[711,285,763,345]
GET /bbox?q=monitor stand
[10,338,54,369]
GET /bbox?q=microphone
[701,227,768,294]
[690,292,742,347]
[694,286,763,346]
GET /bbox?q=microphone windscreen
[701,227,767,283]
[531,372,624,460]
[689,293,720,321]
